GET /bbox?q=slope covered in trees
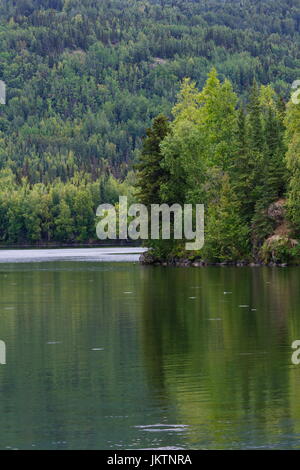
[0,0,300,182]
[0,0,299,251]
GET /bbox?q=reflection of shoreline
[138,266,300,449]
[140,252,297,267]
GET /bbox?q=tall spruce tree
[285,98,300,236]
[135,115,170,207]
[230,108,256,219]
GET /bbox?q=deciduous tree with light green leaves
[161,69,239,206]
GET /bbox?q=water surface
[0,247,146,263]
[0,261,299,449]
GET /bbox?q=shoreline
[0,247,297,267]
[139,252,297,268]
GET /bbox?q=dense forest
[137,70,300,264]
[0,0,299,258]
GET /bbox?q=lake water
[0,247,147,263]
[0,251,299,449]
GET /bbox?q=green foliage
[230,82,287,222]
[285,99,300,236]
[260,237,299,264]
[0,170,132,244]
[0,2,299,252]
[203,175,250,262]
[137,69,294,263]
[135,114,170,206]
[0,0,300,183]
[161,70,239,206]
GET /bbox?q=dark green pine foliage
[250,91,287,255]
[135,114,180,259]
[251,198,276,258]
[248,81,265,154]
[0,0,300,184]
[231,108,255,220]
[247,80,267,207]
[217,80,287,258]
[264,105,287,200]
[135,115,170,207]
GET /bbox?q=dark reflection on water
[0,263,299,449]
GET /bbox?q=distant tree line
[0,168,134,244]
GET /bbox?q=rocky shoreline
[139,252,291,267]
[139,200,300,268]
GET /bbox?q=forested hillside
[0,0,300,181]
[0,0,299,251]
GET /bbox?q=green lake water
[0,261,300,449]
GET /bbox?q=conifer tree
[203,174,249,262]
[248,80,265,154]
[285,98,300,235]
[249,85,287,249]
[135,114,170,206]
[230,108,256,219]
